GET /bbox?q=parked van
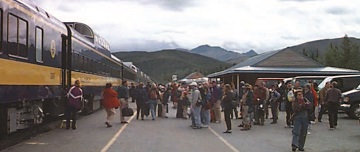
[317,75,360,92]
[340,84,360,119]
[291,76,327,88]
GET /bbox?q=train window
[74,23,94,38]
[35,27,43,62]
[8,14,28,58]
[84,57,88,73]
[79,55,84,71]
[74,53,80,71]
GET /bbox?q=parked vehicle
[291,76,327,88]
[317,75,360,92]
[341,84,360,119]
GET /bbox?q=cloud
[114,39,180,52]
[326,7,351,15]
[31,0,360,54]
[121,0,196,11]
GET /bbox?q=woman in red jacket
[102,83,120,127]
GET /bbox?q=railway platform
[2,102,360,152]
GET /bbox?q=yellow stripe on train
[0,58,122,86]
[71,71,122,87]
[0,58,61,85]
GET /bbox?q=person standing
[200,82,211,128]
[291,89,311,152]
[284,81,295,128]
[253,81,268,126]
[240,83,254,131]
[65,80,83,130]
[269,84,280,124]
[304,84,315,135]
[324,81,342,130]
[211,81,222,123]
[102,83,120,127]
[230,83,239,119]
[117,80,129,124]
[189,82,202,129]
[162,87,171,118]
[222,84,234,133]
[129,83,136,103]
[135,82,148,120]
[148,84,159,120]
[318,82,330,122]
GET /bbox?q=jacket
[222,91,234,109]
[67,86,83,109]
[102,88,120,109]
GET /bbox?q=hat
[244,83,252,89]
[190,82,197,86]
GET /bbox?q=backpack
[287,90,295,102]
[149,90,158,99]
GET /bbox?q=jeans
[149,99,157,119]
[328,102,339,128]
[270,101,279,122]
[202,109,210,126]
[318,104,327,121]
[191,106,202,127]
[65,106,78,129]
[292,111,308,149]
[224,108,232,130]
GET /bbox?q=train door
[61,33,72,90]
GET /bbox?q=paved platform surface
[2,102,360,152]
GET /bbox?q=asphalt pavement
[2,102,360,152]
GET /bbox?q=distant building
[179,72,208,84]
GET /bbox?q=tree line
[303,35,360,70]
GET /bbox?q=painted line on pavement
[208,126,240,152]
[100,111,137,152]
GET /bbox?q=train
[0,0,153,135]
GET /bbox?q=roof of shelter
[230,48,323,69]
[207,49,360,78]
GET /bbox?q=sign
[172,75,177,81]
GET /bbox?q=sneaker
[105,122,112,128]
[284,125,290,128]
[238,124,244,127]
[223,130,232,133]
[193,126,201,129]
[329,128,334,130]
[270,121,277,124]
[121,121,128,124]
[307,131,311,135]
[201,125,209,128]
[290,125,294,128]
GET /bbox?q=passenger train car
[0,0,152,135]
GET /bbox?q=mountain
[112,49,231,83]
[190,45,257,62]
[244,50,258,57]
[286,37,360,60]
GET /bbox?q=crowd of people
[64,79,342,152]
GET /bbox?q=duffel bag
[122,107,134,117]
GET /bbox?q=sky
[32,0,360,53]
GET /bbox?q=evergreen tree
[324,35,360,70]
